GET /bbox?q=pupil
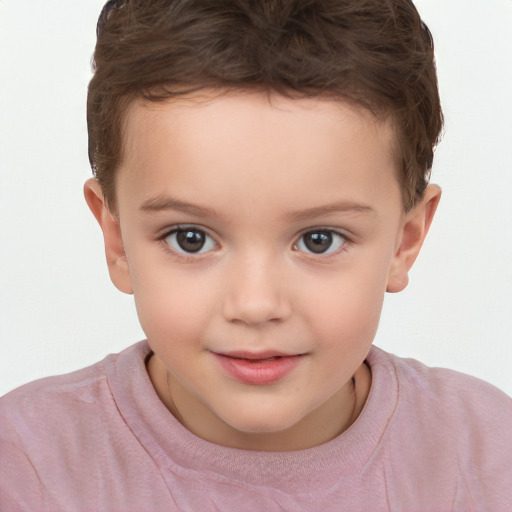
[177,230,205,253]
[304,232,332,254]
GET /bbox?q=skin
[85,91,440,451]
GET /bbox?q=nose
[222,253,291,326]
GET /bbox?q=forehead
[116,90,401,216]
[122,89,394,148]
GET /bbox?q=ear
[386,184,441,293]
[84,178,133,294]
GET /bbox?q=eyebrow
[140,195,219,218]
[285,201,376,222]
[139,195,375,221]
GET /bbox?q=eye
[164,226,216,254]
[294,230,346,255]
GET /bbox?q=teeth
[229,354,286,361]
[239,356,280,361]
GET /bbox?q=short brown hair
[87,0,443,211]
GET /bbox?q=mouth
[218,350,298,360]
[212,351,305,385]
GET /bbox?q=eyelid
[157,223,214,239]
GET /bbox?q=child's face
[87,91,436,450]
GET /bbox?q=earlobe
[83,178,134,295]
[386,184,441,293]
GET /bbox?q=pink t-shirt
[1,341,511,511]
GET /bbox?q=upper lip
[213,350,303,360]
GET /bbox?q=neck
[147,354,371,451]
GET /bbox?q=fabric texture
[1,341,511,512]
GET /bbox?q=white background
[0,0,511,397]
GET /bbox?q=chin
[221,407,304,436]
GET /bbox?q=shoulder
[0,341,149,444]
[2,354,108,425]
[0,341,156,510]
[372,346,512,421]
[368,346,512,510]
[0,358,107,465]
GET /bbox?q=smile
[212,351,304,385]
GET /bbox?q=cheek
[315,286,383,344]
[302,258,390,350]
[128,256,217,344]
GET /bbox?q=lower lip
[213,353,303,385]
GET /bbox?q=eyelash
[157,225,350,260]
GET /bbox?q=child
[1,0,511,510]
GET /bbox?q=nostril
[223,298,289,326]
[221,265,292,325]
